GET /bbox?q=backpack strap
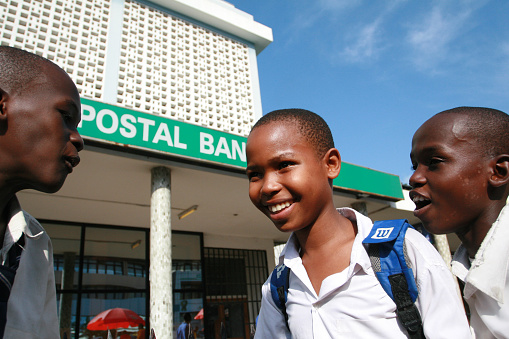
[270,264,291,331]
[363,219,425,339]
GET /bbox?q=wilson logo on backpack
[371,227,394,239]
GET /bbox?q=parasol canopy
[87,308,145,331]
[194,308,204,320]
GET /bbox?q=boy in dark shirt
[0,46,83,338]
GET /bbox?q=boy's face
[409,114,491,235]
[2,63,84,193]
[246,122,335,232]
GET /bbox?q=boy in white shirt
[410,107,509,338]
[246,109,470,338]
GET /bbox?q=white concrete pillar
[150,166,172,338]
[432,234,453,266]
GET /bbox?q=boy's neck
[295,207,357,294]
[457,199,508,258]
[295,207,356,255]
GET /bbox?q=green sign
[78,98,403,200]
[334,163,404,200]
[79,98,247,168]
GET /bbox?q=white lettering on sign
[97,109,118,134]
[153,122,173,146]
[173,126,187,149]
[214,137,231,158]
[231,140,246,162]
[79,104,96,128]
[120,114,136,138]
[80,102,250,163]
[199,132,246,161]
[200,132,214,155]
[372,227,394,239]
[137,117,155,142]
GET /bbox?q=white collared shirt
[2,196,59,339]
[255,208,471,339]
[452,198,509,339]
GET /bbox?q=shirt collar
[336,207,373,274]
[2,196,44,251]
[278,207,373,274]
[453,198,509,303]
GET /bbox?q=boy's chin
[422,221,450,235]
[32,176,68,194]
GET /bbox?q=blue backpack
[270,219,425,339]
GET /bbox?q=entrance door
[206,300,250,339]
[203,248,268,339]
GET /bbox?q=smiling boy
[0,46,84,338]
[247,109,470,338]
[410,107,509,338]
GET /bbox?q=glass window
[43,222,149,339]
[172,233,204,338]
[45,223,206,339]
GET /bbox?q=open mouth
[411,194,431,210]
[268,201,292,213]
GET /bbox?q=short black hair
[184,312,192,322]
[436,106,509,157]
[251,108,335,158]
[0,45,62,96]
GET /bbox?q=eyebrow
[245,165,256,173]
[58,98,79,113]
[410,145,443,159]
[245,152,298,173]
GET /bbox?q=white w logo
[372,227,393,239]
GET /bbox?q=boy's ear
[324,148,341,180]
[0,87,7,115]
[489,154,509,187]
[0,88,8,133]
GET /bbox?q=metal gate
[203,248,268,339]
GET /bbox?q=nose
[261,172,282,196]
[71,129,84,152]
[409,166,425,189]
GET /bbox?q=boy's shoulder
[403,227,451,268]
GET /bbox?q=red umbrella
[194,308,204,320]
[87,308,145,331]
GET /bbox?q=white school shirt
[2,197,59,339]
[452,198,509,339]
[255,208,471,339]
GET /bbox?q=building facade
[0,1,426,338]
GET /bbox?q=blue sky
[226,0,509,184]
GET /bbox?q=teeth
[269,201,291,213]
[412,195,429,203]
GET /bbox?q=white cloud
[340,20,383,62]
[333,0,405,64]
[287,0,361,32]
[406,2,480,72]
[318,0,362,11]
